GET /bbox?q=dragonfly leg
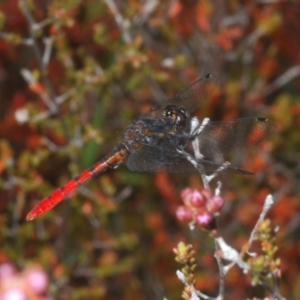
[190,117,211,160]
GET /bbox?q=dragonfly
[26,73,272,221]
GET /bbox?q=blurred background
[0,0,299,299]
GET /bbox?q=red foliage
[169,0,211,35]
[0,93,42,151]
[154,173,179,215]
[215,26,243,51]
[0,0,27,32]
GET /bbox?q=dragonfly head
[162,105,190,128]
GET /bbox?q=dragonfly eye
[162,105,189,125]
[162,105,176,119]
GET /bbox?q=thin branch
[215,237,250,272]
[263,65,300,96]
[214,240,225,300]
[191,117,209,160]
[20,68,57,112]
[260,277,287,300]
[133,0,158,25]
[0,31,33,45]
[19,0,70,139]
[203,162,231,185]
[176,270,212,300]
[20,0,48,75]
[215,181,222,196]
[247,194,274,255]
[42,37,53,66]
[104,0,132,44]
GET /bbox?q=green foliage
[248,219,281,286]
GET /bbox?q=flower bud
[2,289,26,300]
[206,195,224,213]
[196,211,212,226]
[201,189,212,200]
[181,188,205,207]
[0,263,15,280]
[176,206,193,222]
[24,267,48,295]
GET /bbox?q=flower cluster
[173,242,196,300]
[0,263,52,300]
[176,188,225,227]
[247,219,281,286]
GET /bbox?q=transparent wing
[194,117,274,163]
[126,117,274,174]
[171,73,218,112]
[126,138,195,173]
[144,73,218,117]
[126,138,257,175]
[125,75,273,175]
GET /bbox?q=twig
[20,68,57,112]
[177,117,211,188]
[133,0,158,25]
[191,117,209,160]
[263,65,300,96]
[260,277,287,300]
[20,1,49,76]
[202,162,231,186]
[19,0,70,139]
[42,37,53,66]
[214,240,225,300]
[104,0,132,44]
[0,32,33,45]
[247,194,274,255]
[215,181,222,196]
[215,237,250,273]
[177,270,211,300]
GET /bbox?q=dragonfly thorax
[122,119,151,150]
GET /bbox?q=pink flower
[196,212,213,226]
[176,206,193,222]
[206,195,225,214]
[181,188,205,207]
[0,264,15,280]
[178,188,225,228]
[201,189,212,200]
[1,289,26,300]
[24,267,48,295]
